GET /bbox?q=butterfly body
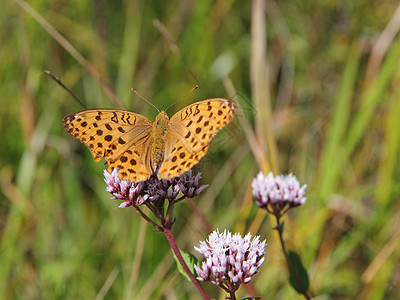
[151,111,170,172]
[63,99,237,182]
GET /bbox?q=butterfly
[63,99,237,182]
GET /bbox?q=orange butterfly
[63,99,237,182]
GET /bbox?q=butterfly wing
[63,109,154,182]
[157,98,237,179]
[105,135,154,182]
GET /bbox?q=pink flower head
[194,229,266,293]
[103,169,146,207]
[104,169,208,208]
[252,172,306,215]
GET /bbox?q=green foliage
[288,250,309,294]
[1,0,400,299]
[172,249,198,282]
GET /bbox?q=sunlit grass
[1,0,400,299]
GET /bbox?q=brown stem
[133,206,162,231]
[163,227,210,300]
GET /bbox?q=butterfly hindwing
[158,136,211,180]
[105,135,154,182]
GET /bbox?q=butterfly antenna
[165,85,198,112]
[44,70,87,109]
[131,88,160,113]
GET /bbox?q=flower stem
[275,215,310,300]
[133,206,162,231]
[163,227,210,300]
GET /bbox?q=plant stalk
[275,215,310,300]
[163,227,210,300]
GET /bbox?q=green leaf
[288,250,309,294]
[172,249,199,282]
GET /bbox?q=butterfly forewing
[157,98,237,179]
[63,109,154,181]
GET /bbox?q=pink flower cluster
[252,172,306,213]
[104,169,208,208]
[194,230,266,292]
[104,169,146,207]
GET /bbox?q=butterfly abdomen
[151,111,170,171]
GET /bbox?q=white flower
[252,172,307,213]
[194,229,266,292]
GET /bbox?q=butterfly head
[154,111,170,133]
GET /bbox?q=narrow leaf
[288,250,309,294]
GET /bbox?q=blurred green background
[1,0,400,299]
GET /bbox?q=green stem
[275,215,310,300]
